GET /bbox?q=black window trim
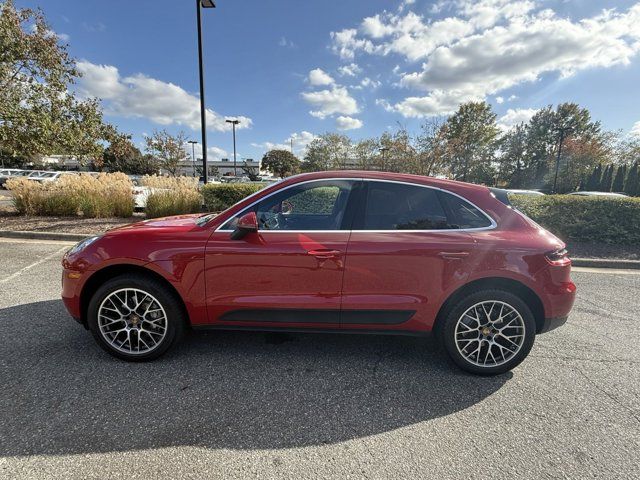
[215,178,497,233]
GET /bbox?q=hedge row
[202,183,264,211]
[510,195,640,245]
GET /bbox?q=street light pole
[552,126,571,194]
[195,0,215,184]
[226,119,240,176]
[379,147,389,172]
[188,140,198,177]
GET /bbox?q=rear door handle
[307,249,342,259]
[438,251,470,260]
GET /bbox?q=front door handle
[438,251,470,260]
[307,249,342,259]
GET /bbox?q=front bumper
[539,315,568,334]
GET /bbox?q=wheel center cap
[482,327,491,336]
[130,315,139,325]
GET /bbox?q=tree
[415,118,447,177]
[241,165,261,181]
[0,0,113,162]
[352,138,379,171]
[624,162,639,196]
[303,133,351,171]
[599,164,614,192]
[261,149,300,178]
[103,133,158,175]
[144,130,188,176]
[517,103,610,191]
[585,164,602,191]
[497,124,528,188]
[612,164,626,193]
[441,101,499,184]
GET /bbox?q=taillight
[545,248,570,266]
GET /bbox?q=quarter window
[438,191,493,229]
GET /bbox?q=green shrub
[202,183,265,211]
[145,190,203,219]
[286,186,339,214]
[510,194,640,245]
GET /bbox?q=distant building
[176,157,261,177]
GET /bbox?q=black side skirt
[218,308,416,325]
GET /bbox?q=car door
[340,180,491,332]
[204,179,359,328]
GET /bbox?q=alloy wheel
[454,300,526,368]
[97,288,168,355]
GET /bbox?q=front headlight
[68,236,101,255]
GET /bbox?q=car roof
[282,170,490,194]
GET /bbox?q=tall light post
[226,118,240,176]
[552,126,571,194]
[196,0,215,184]
[187,140,198,177]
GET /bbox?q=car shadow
[0,300,511,456]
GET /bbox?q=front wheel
[440,289,536,375]
[87,274,185,361]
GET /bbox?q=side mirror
[230,211,258,240]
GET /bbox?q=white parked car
[506,189,546,197]
[132,186,170,210]
[568,191,628,198]
[29,171,77,183]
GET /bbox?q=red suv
[62,171,576,374]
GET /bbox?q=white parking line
[0,245,69,284]
[572,266,640,275]
[0,237,75,246]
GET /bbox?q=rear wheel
[87,274,185,361]
[440,289,536,375]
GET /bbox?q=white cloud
[338,63,362,77]
[336,116,363,130]
[330,28,377,60]
[631,121,640,138]
[76,61,252,132]
[495,96,504,104]
[498,108,539,131]
[508,94,518,101]
[360,77,381,89]
[301,86,359,119]
[184,143,228,161]
[252,131,317,157]
[386,87,482,117]
[278,36,295,48]
[31,24,69,42]
[308,68,335,86]
[328,1,640,117]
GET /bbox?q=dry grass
[141,175,203,218]
[6,173,134,218]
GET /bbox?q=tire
[440,289,536,375]
[87,274,185,361]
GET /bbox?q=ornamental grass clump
[6,172,134,218]
[141,175,203,218]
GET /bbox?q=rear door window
[356,182,449,230]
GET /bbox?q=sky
[14,0,640,161]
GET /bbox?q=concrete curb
[571,257,640,270]
[0,230,89,242]
[0,230,639,269]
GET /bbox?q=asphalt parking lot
[0,238,638,479]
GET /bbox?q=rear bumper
[539,315,568,334]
